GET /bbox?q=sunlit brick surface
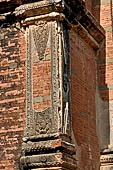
[70,29,100,170]
[0,28,26,169]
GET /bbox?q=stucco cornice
[0,0,105,47]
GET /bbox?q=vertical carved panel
[25,21,65,136]
[25,27,33,137]
[62,24,71,135]
[25,20,71,137]
[51,21,61,132]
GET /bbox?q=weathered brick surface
[98,2,113,101]
[98,2,113,152]
[70,29,100,170]
[85,0,92,12]
[0,27,26,169]
[92,0,100,21]
[33,60,51,111]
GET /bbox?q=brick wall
[92,0,100,22]
[70,29,100,170]
[32,53,51,112]
[0,27,26,170]
[100,1,113,99]
[33,60,51,112]
[85,0,92,12]
[85,0,101,22]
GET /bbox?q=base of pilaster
[32,168,71,170]
[20,133,77,170]
[100,152,113,170]
[100,166,113,170]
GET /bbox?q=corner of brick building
[70,1,109,170]
[70,29,100,170]
[0,0,112,170]
[70,0,113,169]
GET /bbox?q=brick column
[15,1,76,169]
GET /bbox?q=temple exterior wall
[0,0,110,170]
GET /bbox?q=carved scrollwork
[32,21,49,60]
[101,154,113,163]
[34,107,52,135]
[62,24,71,135]
[15,1,54,17]
[63,74,69,102]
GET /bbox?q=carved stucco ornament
[32,20,49,60]
[15,0,64,18]
[34,108,52,135]
[101,154,113,164]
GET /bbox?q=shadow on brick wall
[92,0,101,23]
[96,37,110,151]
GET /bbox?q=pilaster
[15,1,76,169]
